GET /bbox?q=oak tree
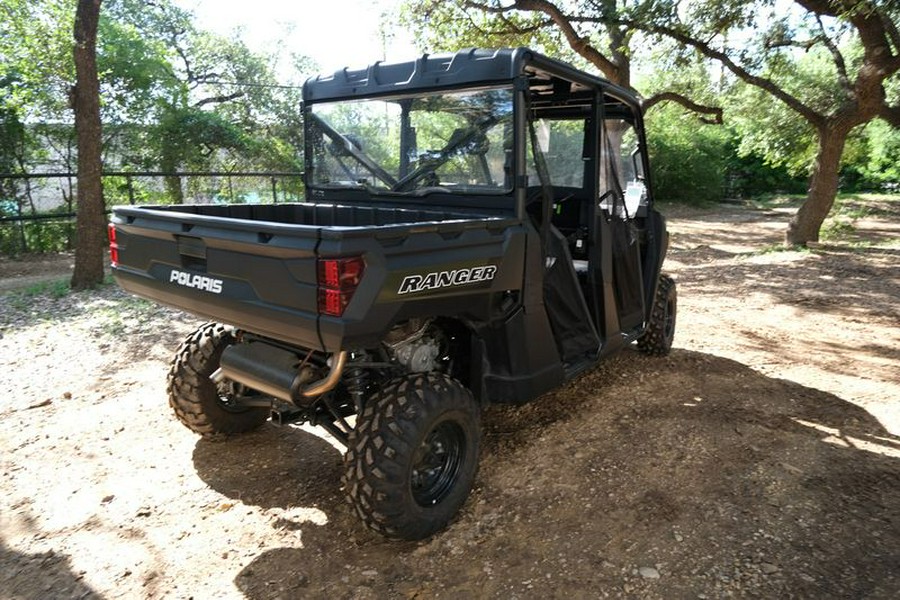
[604,0,899,245]
[409,0,899,245]
[71,0,104,289]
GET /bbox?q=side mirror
[631,146,644,182]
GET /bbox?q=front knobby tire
[637,274,677,356]
[343,373,481,540]
[167,322,270,438]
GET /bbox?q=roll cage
[303,48,664,375]
[302,48,653,220]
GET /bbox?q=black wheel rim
[410,420,465,507]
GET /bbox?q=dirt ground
[1,200,899,599]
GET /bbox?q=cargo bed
[111,201,523,352]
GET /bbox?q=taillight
[317,256,365,317]
[107,223,119,268]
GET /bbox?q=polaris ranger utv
[109,48,677,540]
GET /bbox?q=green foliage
[724,142,808,198]
[0,218,76,255]
[0,0,74,121]
[843,120,900,190]
[1,0,309,192]
[97,12,180,126]
[726,81,818,178]
[0,74,26,205]
[400,0,568,58]
[645,104,730,204]
[158,108,248,166]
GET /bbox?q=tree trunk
[785,125,847,247]
[70,0,104,290]
[164,173,185,204]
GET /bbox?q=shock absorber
[345,351,369,412]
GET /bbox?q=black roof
[303,47,640,110]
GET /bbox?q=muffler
[211,342,346,404]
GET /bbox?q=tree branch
[188,72,223,88]
[793,0,838,17]
[494,14,553,36]
[615,16,823,126]
[798,0,900,73]
[764,38,817,51]
[815,15,852,93]
[513,0,620,79]
[456,2,553,39]
[465,0,621,79]
[173,44,194,84]
[193,91,244,108]
[644,92,723,124]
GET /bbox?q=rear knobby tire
[343,373,481,540]
[167,322,270,438]
[637,274,677,356]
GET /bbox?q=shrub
[645,105,729,204]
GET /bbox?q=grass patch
[831,193,900,219]
[91,294,162,337]
[23,278,71,299]
[5,277,71,311]
[746,194,806,210]
[819,193,900,243]
[820,218,856,241]
[753,242,814,255]
[747,192,900,214]
[1,276,165,332]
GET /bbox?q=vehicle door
[525,112,601,363]
[598,110,647,334]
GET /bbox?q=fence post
[271,177,277,204]
[126,175,135,205]
[17,179,27,253]
[17,220,26,254]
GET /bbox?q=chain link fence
[0,171,303,255]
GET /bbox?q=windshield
[308,87,514,195]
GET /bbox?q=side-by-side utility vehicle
[110,48,677,540]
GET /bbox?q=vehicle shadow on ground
[191,423,345,512]
[0,513,100,600]
[195,349,900,599]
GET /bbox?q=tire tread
[342,373,480,540]
[167,322,269,439]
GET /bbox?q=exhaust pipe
[211,342,347,404]
[300,351,347,398]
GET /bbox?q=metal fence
[0,171,304,255]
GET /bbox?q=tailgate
[111,207,323,349]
